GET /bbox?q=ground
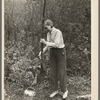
[5,76,91,100]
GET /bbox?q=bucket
[23,87,36,100]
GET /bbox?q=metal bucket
[23,87,36,100]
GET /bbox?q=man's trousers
[49,48,68,93]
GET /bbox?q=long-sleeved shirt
[43,27,65,53]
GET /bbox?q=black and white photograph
[2,0,98,100]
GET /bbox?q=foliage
[5,76,91,100]
[4,0,91,97]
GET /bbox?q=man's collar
[51,27,55,34]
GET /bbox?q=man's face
[45,25,52,32]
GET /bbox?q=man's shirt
[46,27,65,48]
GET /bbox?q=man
[39,19,68,99]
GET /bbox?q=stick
[41,0,46,72]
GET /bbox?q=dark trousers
[49,48,68,93]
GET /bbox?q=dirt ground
[5,76,91,100]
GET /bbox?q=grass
[5,76,91,100]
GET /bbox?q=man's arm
[45,31,61,48]
[39,46,48,59]
[43,46,48,53]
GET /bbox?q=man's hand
[40,38,46,44]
